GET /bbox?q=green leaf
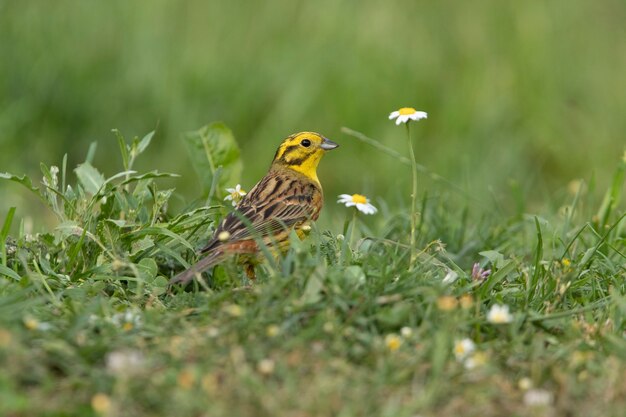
[118,171,180,187]
[131,237,155,255]
[55,221,82,240]
[151,276,169,295]
[0,172,43,198]
[184,122,242,198]
[342,265,366,286]
[124,226,195,251]
[136,130,155,154]
[75,162,105,195]
[477,259,516,298]
[376,302,411,327]
[479,250,507,268]
[137,258,158,279]
[85,141,98,164]
[106,219,129,228]
[301,265,326,305]
[113,129,130,170]
[1,207,15,266]
[0,264,20,281]
[528,216,544,305]
[595,155,625,230]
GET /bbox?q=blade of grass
[1,207,16,266]
[527,216,544,306]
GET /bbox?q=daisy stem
[349,208,358,249]
[406,122,418,268]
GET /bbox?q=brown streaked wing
[201,170,321,252]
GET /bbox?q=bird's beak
[320,137,339,150]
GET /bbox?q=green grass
[1,1,626,415]
[1,125,625,417]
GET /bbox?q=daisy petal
[409,111,428,121]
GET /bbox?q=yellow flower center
[351,194,367,204]
[398,107,417,116]
[385,335,402,351]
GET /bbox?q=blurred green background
[1,0,625,229]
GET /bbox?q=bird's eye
[300,139,311,147]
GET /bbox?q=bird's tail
[169,249,225,285]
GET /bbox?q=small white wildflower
[400,326,413,338]
[454,338,475,361]
[337,194,377,215]
[464,351,488,369]
[223,184,246,207]
[388,107,428,125]
[224,304,243,317]
[106,349,145,375]
[88,314,100,325]
[518,377,533,390]
[442,269,458,284]
[50,166,59,187]
[23,317,52,331]
[523,389,553,407]
[487,304,513,324]
[37,322,53,331]
[336,234,345,241]
[257,358,275,375]
[110,310,143,331]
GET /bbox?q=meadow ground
[1,126,625,417]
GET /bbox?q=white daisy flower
[453,338,476,361]
[224,184,247,206]
[110,310,143,331]
[388,107,428,125]
[464,351,488,370]
[337,194,378,215]
[487,304,513,324]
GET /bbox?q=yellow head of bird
[272,132,338,183]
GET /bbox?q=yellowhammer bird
[170,131,339,285]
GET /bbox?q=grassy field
[1,124,625,416]
[1,1,626,416]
